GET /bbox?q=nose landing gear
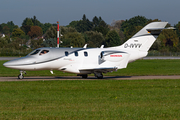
[18,70,26,79]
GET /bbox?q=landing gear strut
[18,70,26,79]
[94,72,103,79]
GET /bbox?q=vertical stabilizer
[119,22,168,52]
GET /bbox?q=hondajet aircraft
[3,22,170,79]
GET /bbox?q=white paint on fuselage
[3,47,147,74]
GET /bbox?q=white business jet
[3,22,169,79]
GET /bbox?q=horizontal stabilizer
[147,27,175,31]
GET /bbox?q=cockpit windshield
[28,49,49,56]
[29,49,41,55]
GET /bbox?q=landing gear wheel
[82,74,88,79]
[94,72,103,79]
[18,74,24,79]
[18,70,26,79]
[97,74,103,79]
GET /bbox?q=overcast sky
[0,0,180,27]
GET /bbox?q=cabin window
[29,49,40,55]
[40,50,49,55]
[74,51,78,56]
[65,51,69,56]
[84,51,88,57]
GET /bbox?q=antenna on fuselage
[100,45,104,48]
[83,44,87,48]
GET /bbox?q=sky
[0,0,180,27]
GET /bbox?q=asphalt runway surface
[0,75,180,82]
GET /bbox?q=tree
[84,31,105,47]
[67,21,79,28]
[92,16,100,28]
[45,26,57,39]
[21,18,34,35]
[75,14,93,33]
[105,30,121,47]
[12,28,25,37]
[61,26,77,34]
[2,26,10,34]
[43,23,52,34]
[42,38,57,47]
[110,20,125,42]
[121,16,149,40]
[21,25,31,35]
[21,16,51,34]
[175,21,180,37]
[31,39,43,49]
[0,37,8,48]
[0,21,18,34]
[7,21,18,33]
[28,26,43,38]
[158,29,179,52]
[22,18,34,26]
[94,20,109,36]
[63,32,85,47]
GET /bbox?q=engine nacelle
[100,51,129,62]
[99,51,130,69]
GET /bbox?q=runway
[0,75,180,82]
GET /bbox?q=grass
[107,59,180,76]
[0,79,180,119]
[1,59,180,77]
[1,59,180,119]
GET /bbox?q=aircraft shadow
[21,76,132,80]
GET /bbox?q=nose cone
[3,57,33,70]
[3,59,21,69]
[3,62,9,67]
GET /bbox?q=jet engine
[99,51,130,69]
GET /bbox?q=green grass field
[0,80,180,119]
[1,59,180,77]
[1,59,180,119]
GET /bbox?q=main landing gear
[81,74,88,78]
[78,72,104,79]
[18,70,26,79]
[94,72,103,79]
[78,74,88,79]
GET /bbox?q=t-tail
[117,22,168,52]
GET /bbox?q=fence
[148,51,180,56]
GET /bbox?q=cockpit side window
[39,50,49,55]
[29,49,41,55]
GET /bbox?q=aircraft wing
[79,67,118,73]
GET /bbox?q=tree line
[0,15,180,56]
